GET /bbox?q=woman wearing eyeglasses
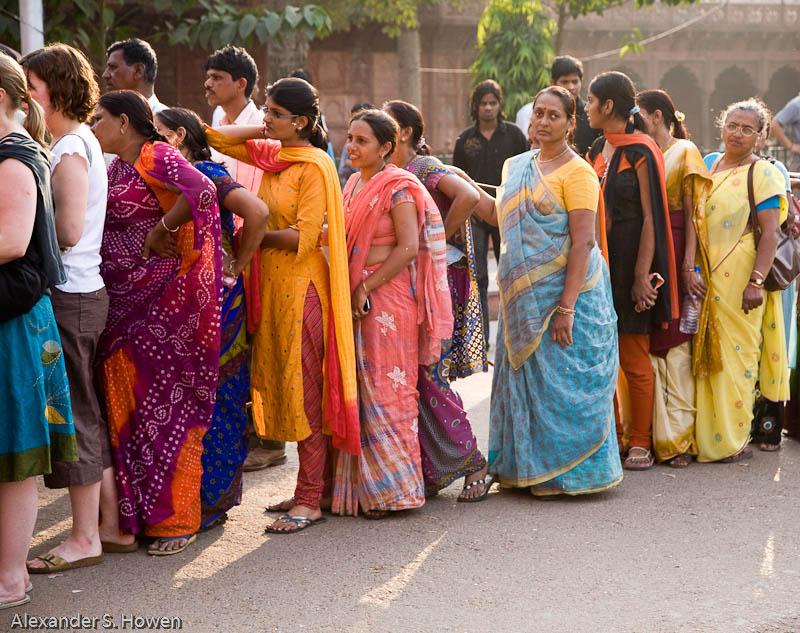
[695,98,788,462]
[206,78,357,534]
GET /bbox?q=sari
[194,161,248,528]
[650,140,712,461]
[694,156,788,462]
[333,164,453,515]
[96,141,222,536]
[405,155,488,494]
[489,152,622,495]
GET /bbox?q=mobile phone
[363,296,371,313]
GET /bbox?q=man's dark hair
[290,69,313,84]
[551,55,584,82]
[469,79,505,124]
[205,45,258,99]
[107,38,158,85]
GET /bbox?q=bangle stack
[556,305,576,317]
[361,281,369,296]
[748,271,764,290]
[161,216,180,233]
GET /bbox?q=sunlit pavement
[7,320,800,633]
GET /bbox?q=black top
[452,121,528,188]
[574,96,602,158]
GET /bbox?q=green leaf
[239,13,257,38]
[284,5,303,28]
[218,20,237,45]
[261,12,283,38]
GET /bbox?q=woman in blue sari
[154,108,268,529]
[489,87,622,495]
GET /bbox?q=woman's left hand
[143,222,178,259]
[352,281,370,321]
[741,284,764,314]
[551,312,574,349]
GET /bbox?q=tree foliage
[0,0,330,71]
[469,0,555,116]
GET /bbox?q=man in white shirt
[205,45,263,193]
[102,38,167,113]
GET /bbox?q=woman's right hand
[741,284,764,314]
[143,222,178,259]
[631,274,658,311]
[682,270,706,300]
[351,282,370,321]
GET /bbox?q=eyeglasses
[723,122,758,137]
[261,106,297,120]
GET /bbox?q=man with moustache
[103,39,166,113]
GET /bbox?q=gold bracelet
[556,305,576,316]
[361,280,369,296]
[748,281,764,290]
[750,270,765,282]
[161,216,179,233]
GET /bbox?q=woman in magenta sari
[333,109,452,518]
[383,100,493,501]
[90,91,222,556]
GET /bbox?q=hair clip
[416,136,426,150]
[629,105,640,115]
[675,110,685,123]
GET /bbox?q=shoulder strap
[748,160,759,244]
[52,132,92,166]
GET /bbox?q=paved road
[6,337,800,633]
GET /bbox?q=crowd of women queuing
[1,40,798,611]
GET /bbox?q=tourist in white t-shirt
[22,44,113,574]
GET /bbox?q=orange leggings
[617,334,654,450]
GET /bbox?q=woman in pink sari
[333,109,452,518]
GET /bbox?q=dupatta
[344,164,453,365]
[225,136,361,456]
[601,131,680,325]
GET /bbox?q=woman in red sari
[333,109,452,518]
[90,91,222,555]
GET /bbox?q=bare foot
[98,525,136,548]
[266,505,322,533]
[459,465,490,501]
[266,497,331,513]
[27,536,102,570]
[0,579,26,604]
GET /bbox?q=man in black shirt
[453,80,528,346]
[515,55,601,157]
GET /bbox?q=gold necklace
[536,145,570,164]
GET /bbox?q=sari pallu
[97,141,222,536]
[650,140,713,462]
[488,152,622,494]
[405,156,488,494]
[695,158,788,462]
[333,165,453,515]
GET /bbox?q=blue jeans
[471,217,500,344]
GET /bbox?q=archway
[709,66,758,149]
[764,65,800,116]
[659,65,703,145]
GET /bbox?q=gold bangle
[361,280,369,296]
[750,270,765,281]
[556,305,576,316]
[748,281,764,290]
[161,216,179,233]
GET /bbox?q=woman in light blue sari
[489,87,622,495]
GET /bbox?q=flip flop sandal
[265,514,327,534]
[457,474,495,503]
[362,509,389,520]
[27,552,104,574]
[719,448,753,463]
[623,448,655,471]
[0,594,30,610]
[667,453,692,469]
[101,540,139,553]
[759,443,781,452]
[26,582,32,593]
[147,534,197,556]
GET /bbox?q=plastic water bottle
[678,266,701,335]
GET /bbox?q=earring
[120,128,124,135]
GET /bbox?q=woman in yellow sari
[695,98,788,463]
[636,90,712,467]
[206,78,358,533]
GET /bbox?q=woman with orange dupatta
[636,89,713,468]
[334,109,452,518]
[586,72,679,471]
[206,77,357,533]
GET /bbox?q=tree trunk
[266,31,311,83]
[397,27,422,107]
[553,1,569,55]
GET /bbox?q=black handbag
[747,160,800,292]
[0,256,49,322]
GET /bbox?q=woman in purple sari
[384,101,493,501]
[90,91,222,556]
